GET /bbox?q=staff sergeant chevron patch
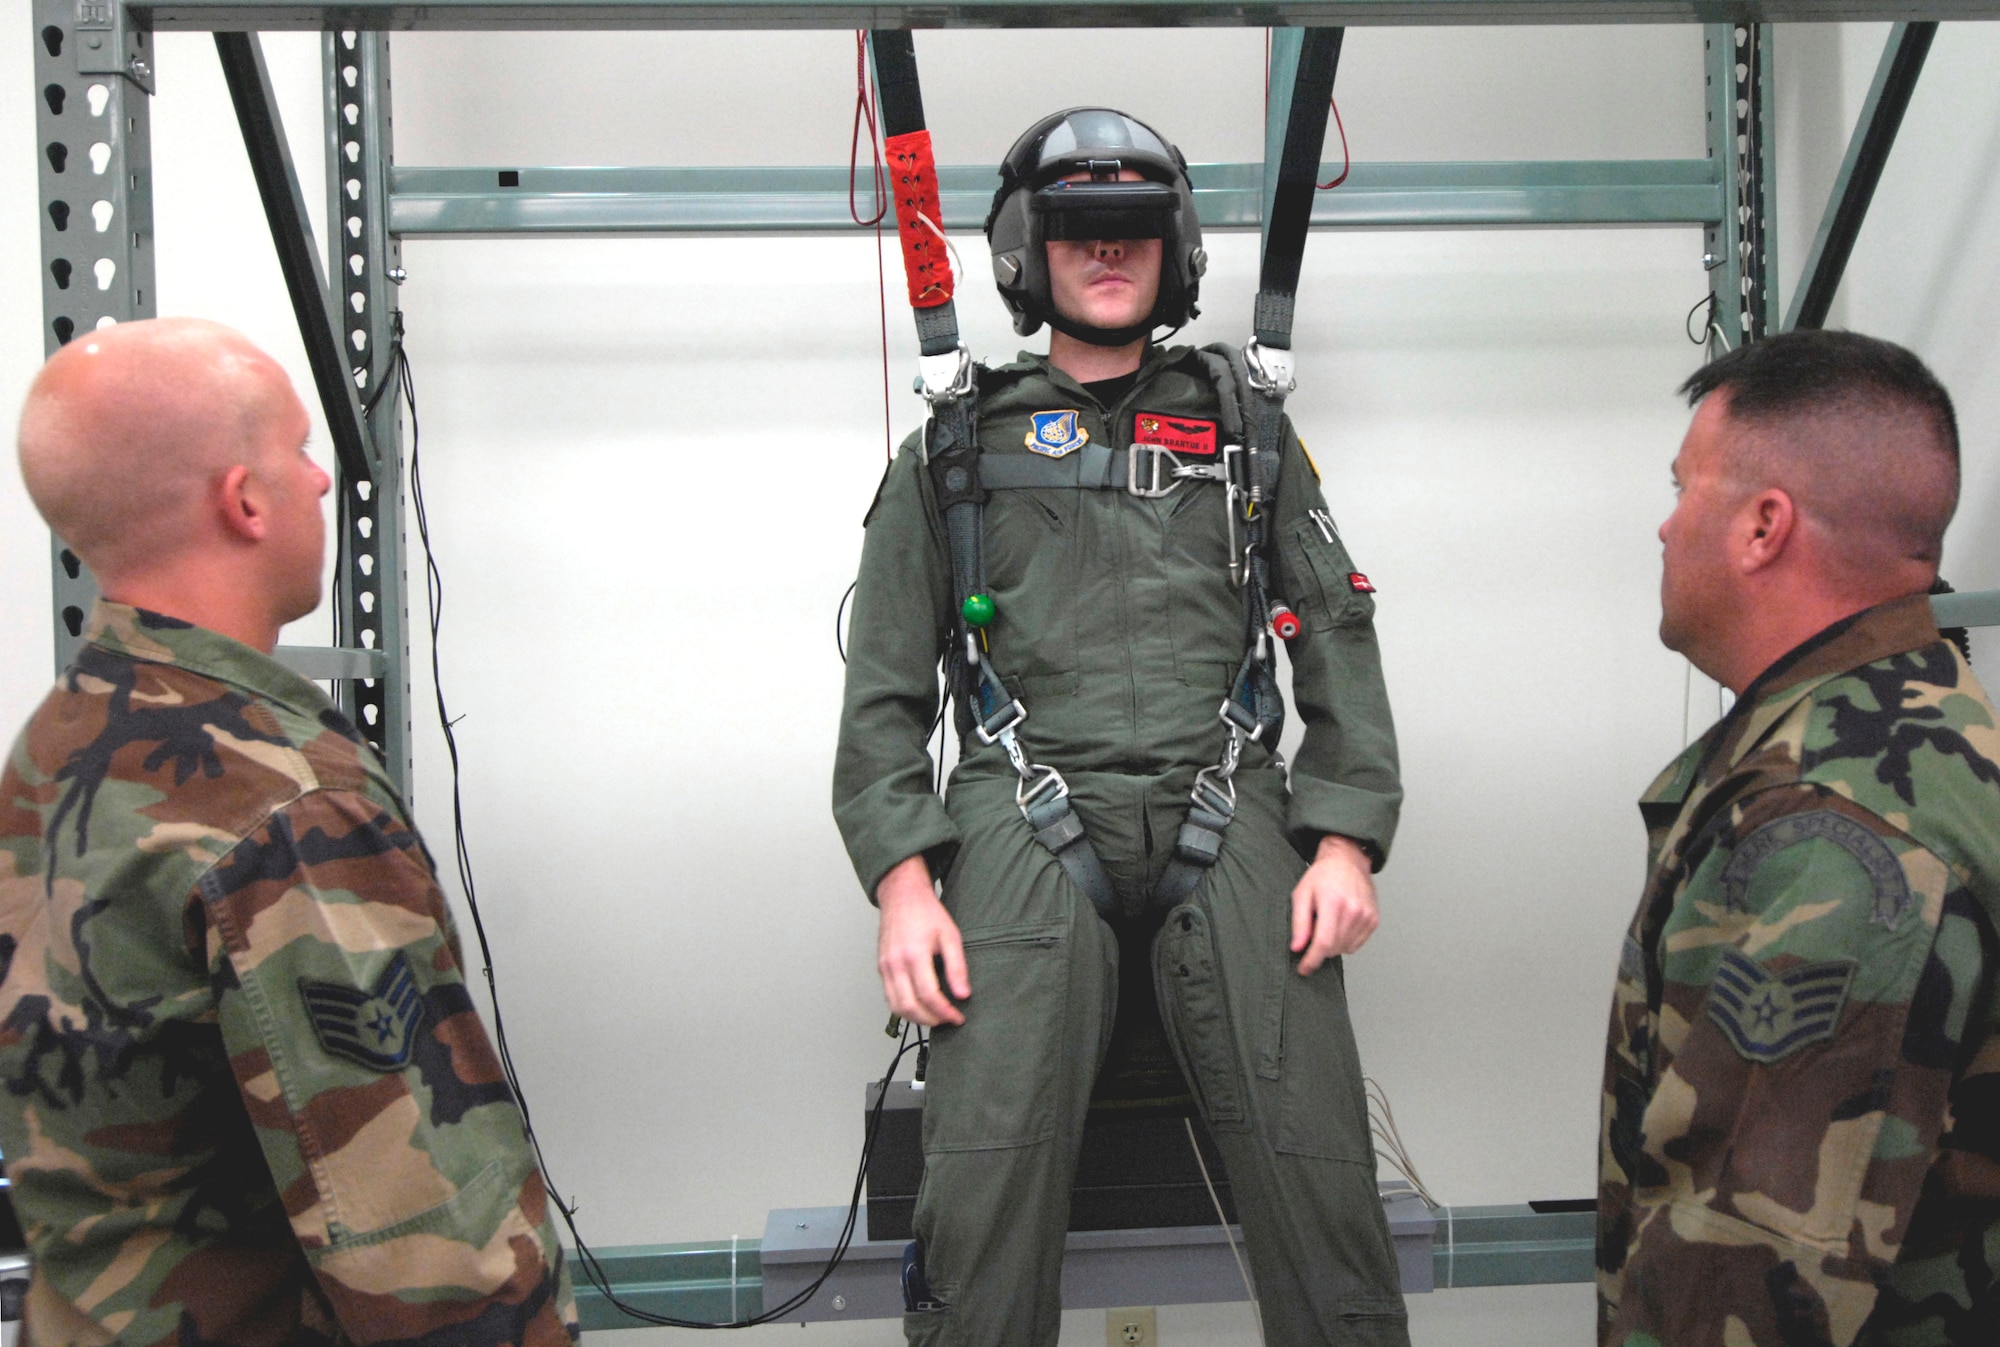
[1706,948,1856,1064]
[300,952,426,1072]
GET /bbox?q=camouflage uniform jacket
[1598,594,2000,1347]
[0,602,578,1346]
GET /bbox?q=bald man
[1597,330,2000,1347]
[1,319,578,1346]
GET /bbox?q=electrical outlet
[1105,1306,1156,1347]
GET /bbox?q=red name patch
[1134,412,1218,457]
[1348,573,1376,593]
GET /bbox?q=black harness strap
[1154,29,1344,908]
[871,31,1118,925]
[1255,27,1344,351]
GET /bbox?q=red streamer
[885,130,952,309]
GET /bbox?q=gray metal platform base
[759,1185,1436,1326]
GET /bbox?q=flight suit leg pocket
[923,920,1069,1152]
[1275,957,1373,1161]
[1155,904,1250,1132]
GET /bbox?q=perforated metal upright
[1703,20,1778,355]
[324,29,412,794]
[32,0,156,670]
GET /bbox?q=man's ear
[215,463,267,542]
[1737,488,1797,574]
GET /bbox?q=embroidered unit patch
[1719,809,1915,929]
[1026,410,1088,458]
[1706,948,1855,1064]
[1134,413,1218,457]
[300,951,425,1072]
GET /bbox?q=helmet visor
[1029,110,1177,179]
[1031,180,1181,242]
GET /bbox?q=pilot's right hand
[875,855,969,1027]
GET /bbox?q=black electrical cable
[390,333,918,1329]
[836,580,857,663]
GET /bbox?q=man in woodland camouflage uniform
[0,319,577,1345]
[1599,329,2000,1346]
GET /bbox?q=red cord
[848,31,887,228]
[850,32,892,460]
[1317,97,1350,189]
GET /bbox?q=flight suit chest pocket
[982,489,1078,678]
[922,920,1069,1152]
[1284,517,1376,632]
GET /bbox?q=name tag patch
[1134,413,1218,457]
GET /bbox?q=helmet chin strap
[1045,302,1166,348]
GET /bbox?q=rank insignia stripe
[1705,948,1856,1064]
[1348,573,1376,593]
[1134,412,1218,457]
[299,952,426,1072]
[1026,409,1089,458]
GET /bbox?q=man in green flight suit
[834,108,1410,1346]
[1598,330,2000,1346]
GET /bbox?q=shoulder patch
[300,951,425,1072]
[1026,410,1087,458]
[1720,809,1914,930]
[1707,947,1855,1063]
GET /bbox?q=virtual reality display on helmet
[1031,180,1181,243]
[986,107,1206,346]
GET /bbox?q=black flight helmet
[984,107,1206,346]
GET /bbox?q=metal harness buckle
[1016,764,1070,813]
[917,344,975,407]
[1129,444,1229,500]
[1191,764,1237,817]
[1242,338,1296,396]
[974,696,1028,746]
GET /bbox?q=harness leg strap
[1021,794,1119,924]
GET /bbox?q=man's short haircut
[1677,329,1960,570]
[1679,328,1958,461]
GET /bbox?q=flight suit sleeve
[1603,785,1975,1347]
[832,436,961,900]
[1267,420,1403,867]
[196,787,579,1347]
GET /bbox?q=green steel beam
[571,1240,764,1330]
[1432,1204,1596,1289]
[388,159,1723,235]
[568,1204,1602,1329]
[1935,590,2000,630]
[132,0,2000,32]
[1784,21,1936,331]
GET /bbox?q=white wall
[3,14,1996,1347]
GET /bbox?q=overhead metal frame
[322,28,414,785]
[33,0,156,670]
[111,0,2000,29]
[1785,20,1937,330]
[24,0,1999,1316]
